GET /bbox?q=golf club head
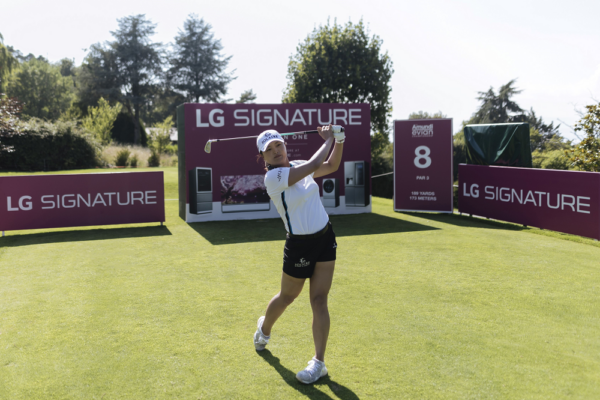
[204,140,212,153]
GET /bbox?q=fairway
[1,167,599,399]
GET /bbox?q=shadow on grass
[188,213,439,245]
[257,350,360,400]
[402,211,525,231]
[0,225,171,247]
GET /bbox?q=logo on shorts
[333,242,337,249]
[295,258,310,268]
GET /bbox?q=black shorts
[283,222,337,279]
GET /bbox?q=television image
[220,175,271,213]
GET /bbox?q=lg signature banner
[459,164,600,240]
[0,172,165,232]
[177,103,372,223]
[394,119,454,212]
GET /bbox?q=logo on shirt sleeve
[277,170,282,182]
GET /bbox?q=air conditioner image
[322,178,339,208]
[344,161,370,207]
[220,175,271,213]
[189,167,213,214]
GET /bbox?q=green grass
[1,167,599,399]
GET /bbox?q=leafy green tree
[6,58,74,120]
[149,115,174,155]
[0,93,22,154]
[236,89,257,104]
[526,109,563,151]
[283,19,393,140]
[0,33,17,92]
[567,103,600,172]
[168,14,234,102]
[82,97,121,145]
[81,15,163,145]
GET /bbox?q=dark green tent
[464,123,532,167]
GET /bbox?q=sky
[1,0,599,141]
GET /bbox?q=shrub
[129,153,139,168]
[0,119,101,171]
[532,149,570,170]
[371,142,393,198]
[115,148,130,167]
[147,149,160,167]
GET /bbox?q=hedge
[0,119,102,171]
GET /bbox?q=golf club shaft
[209,130,318,143]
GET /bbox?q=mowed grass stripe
[0,167,598,399]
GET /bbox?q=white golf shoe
[253,316,270,351]
[296,357,328,384]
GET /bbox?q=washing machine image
[322,178,339,208]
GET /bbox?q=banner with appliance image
[177,103,372,223]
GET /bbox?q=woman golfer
[253,124,345,384]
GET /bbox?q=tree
[566,103,600,172]
[82,97,121,145]
[236,89,257,104]
[283,19,393,139]
[0,33,17,92]
[0,93,22,154]
[471,79,528,124]
[408,111,447,120]
[6,58,74,120]
[81,15,163,145]
[149,116,173,154]
[168,14,234,102]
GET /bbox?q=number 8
[414,145,432,169]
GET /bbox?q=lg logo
[7,196,33,211]
[196,109,225,128]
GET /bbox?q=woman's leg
[309,260,335,362]
[261,272,305,336]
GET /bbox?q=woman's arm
[313,140,343,178]
[288,126,334,187]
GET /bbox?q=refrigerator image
[322,178,339,208]
[344,161,370,207]
[189,167,213,214]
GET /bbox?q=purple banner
[180,103,373,222]
[0,172,165,232]
[459,164,600,240]
[394,119,454,212]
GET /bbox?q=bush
[0,119,101,171]
[147,149,160,167]
[115,148,130,167]
[371,142,393,198]
[111,111,148,146]
[532,149,570,170]
[129,153,139,168]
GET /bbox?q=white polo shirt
[264,161,329,235]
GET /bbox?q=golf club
[204,126,344,153]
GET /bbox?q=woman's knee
[310,293,328,309]
[279,292,299,306]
